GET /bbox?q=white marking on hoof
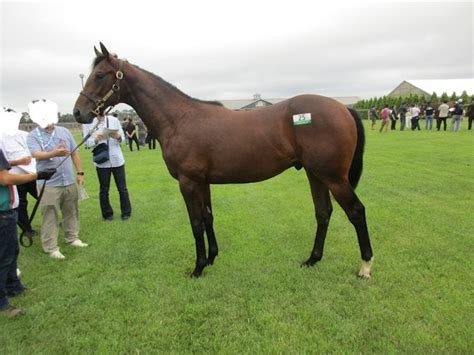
[358,257,374,279]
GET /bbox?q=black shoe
[8,287,32,298]
[104,216,114,221]
[121,215,130,221]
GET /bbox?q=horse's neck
[122,65,194,140]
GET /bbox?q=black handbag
[92,143,109,164]
[92,117,110,164]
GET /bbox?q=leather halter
[80,59,124,116]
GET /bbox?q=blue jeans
[425,115,434,130]
[0,210,25,310]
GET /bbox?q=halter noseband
[80,59,124,116]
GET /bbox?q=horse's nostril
[73,108,81,119]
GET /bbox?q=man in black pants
[468,97,474,130]
[125,117,140,152]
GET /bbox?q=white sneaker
[17,268,21,277]
[69,239,88,248]
[49,250,66,260]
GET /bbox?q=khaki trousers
[39,184,80,253]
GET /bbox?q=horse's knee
[316,205,333,226]
[191,218,205,236]
[203,210,213,227]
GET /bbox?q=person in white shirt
[87,113,132,221]
[409,105,421,131]
[0,108,38,237]
[437,100,450,131]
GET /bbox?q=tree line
[20,108,139,123]
[353,90,471,110]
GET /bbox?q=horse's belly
[207,155,293,184]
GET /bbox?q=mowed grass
[1,120,473,353]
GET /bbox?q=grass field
[1,120,473,353]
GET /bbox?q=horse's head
[73,43,125,123]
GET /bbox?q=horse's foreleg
[179,177,207,277]
[303,172,333,267]
[328,180,374,278]
[203,184,218,266]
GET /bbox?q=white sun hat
[28,99,59,128]
[0,107,23,136]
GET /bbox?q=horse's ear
[99,42,110,59]
[94,46,102,58]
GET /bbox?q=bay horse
[73,43,374,278]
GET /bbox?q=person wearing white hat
[0,108,38,238]
[26,100,88,260]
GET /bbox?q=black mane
[91,56,223,107]
[139,66,223,107]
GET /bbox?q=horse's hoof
[358,257,373,279]
[206,257,215,266]
[189,270,202,278]
[301,260,315,267]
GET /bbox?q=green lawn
[2,120,473,353]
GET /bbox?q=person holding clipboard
[87,113,132,221]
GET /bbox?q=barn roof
[219,96,360,110]
[392,79,474,96]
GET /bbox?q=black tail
[348,108,365,189]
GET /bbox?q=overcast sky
[1,1,472,113]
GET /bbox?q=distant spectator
[468,96,474,130]
[122,118,129,146]
[145,126,157,150]
[424,102,435,130]
[369,107,378,130]
[379,104,390,133]
[451,99,464,132]
[390,105,398,130]
[409,104,421,131]
[125,118,140,152]
[399,103,408,131]
[137,121,147,146]
[437,100,450,131]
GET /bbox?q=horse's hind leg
[327,180,374,278]
[203,184,218,266]
[303,171,333,267]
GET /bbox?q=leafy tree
[440,92,449,102]
[59,113,75,122]
[431,92,438,103]
[450,91,457,101]
[460,90,469,103]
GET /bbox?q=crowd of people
[0,99,163,318]
[369,98,474,133]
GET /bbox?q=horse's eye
[96,72,105,80]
